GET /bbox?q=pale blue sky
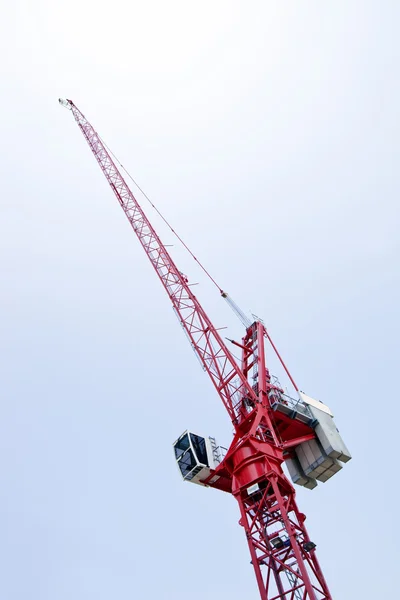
[1,2,399,598]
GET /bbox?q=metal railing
[268,390,314,420]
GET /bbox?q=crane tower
[60,98,351,599]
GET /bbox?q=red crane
[60,98,351,599]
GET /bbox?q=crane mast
[60,98,349,599]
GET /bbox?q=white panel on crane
[308,405,352,464]
[316,458,343,482]
[285,456,318,490]
[299,392,334,417]
[295,439,334,479]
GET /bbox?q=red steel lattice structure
[61,99,332,599]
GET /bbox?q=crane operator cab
[173,431,224,486]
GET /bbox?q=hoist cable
[101,137,224,294]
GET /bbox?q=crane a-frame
[60,98,351,600]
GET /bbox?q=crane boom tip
[58,98,72,109]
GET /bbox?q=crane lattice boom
[65,99,256,425]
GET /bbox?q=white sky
[1,1,399,598]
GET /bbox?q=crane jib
[64,98,257,425]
